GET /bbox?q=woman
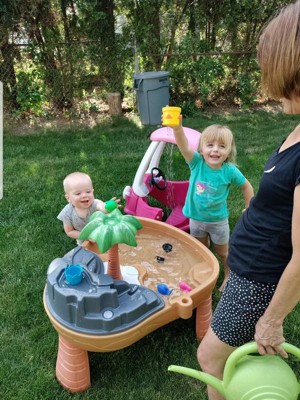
[197,2,300,399]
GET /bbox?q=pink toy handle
[179,281,192,292]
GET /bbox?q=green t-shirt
[183,152,246,222]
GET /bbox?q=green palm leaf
[78,209,142,253]
[79,218,103,238]
[89,211,106,222]
[122,214,143,230]
[89,224,114,253]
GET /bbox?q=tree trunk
[107,244,122,280]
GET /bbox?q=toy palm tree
[78,209,142,280]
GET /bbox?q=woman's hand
[254,315,287,358]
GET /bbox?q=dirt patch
[200,99,282,116]
[4,113,111,135]
[3,100,282,135]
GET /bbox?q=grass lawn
[1,111,300,400]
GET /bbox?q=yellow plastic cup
[162,106,181,127]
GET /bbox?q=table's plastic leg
[56,335,90,392]
[195,295,212,340]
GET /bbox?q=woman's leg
[197,326,235,400]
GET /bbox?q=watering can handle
[223,342,300,383]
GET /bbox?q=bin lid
[134,71,169,80]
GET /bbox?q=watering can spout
[168,365,225,396]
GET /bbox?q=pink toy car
[123,126,201,232]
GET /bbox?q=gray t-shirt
[57,200,99,244]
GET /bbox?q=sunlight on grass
[80,150,87,160]
[26,161,40,176]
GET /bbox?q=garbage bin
[134,71,170,125]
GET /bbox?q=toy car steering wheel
[150,167,167,190]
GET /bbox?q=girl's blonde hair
[199,124,237,164]
[258,1,300,100]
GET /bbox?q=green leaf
[95,224,114,253]
[78,208,143,252]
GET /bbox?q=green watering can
[168,342,300,400]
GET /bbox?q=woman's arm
[254,184,300,357]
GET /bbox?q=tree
[78,209,142,280]
[0,0,21,110]
[119,0,164,70]
[0,0,293,113]
[22,0,74,109]
[76,0,124,92]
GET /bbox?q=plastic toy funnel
[162,106,181,127]
[65,264,83,285]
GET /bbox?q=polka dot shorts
[211,271,277,347]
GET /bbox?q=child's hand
[111,197,122,208]
[177,114,183,126]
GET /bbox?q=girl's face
[201,140,230,169]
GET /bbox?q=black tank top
[228,140,300,284]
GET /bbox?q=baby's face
[65,177,95,210]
